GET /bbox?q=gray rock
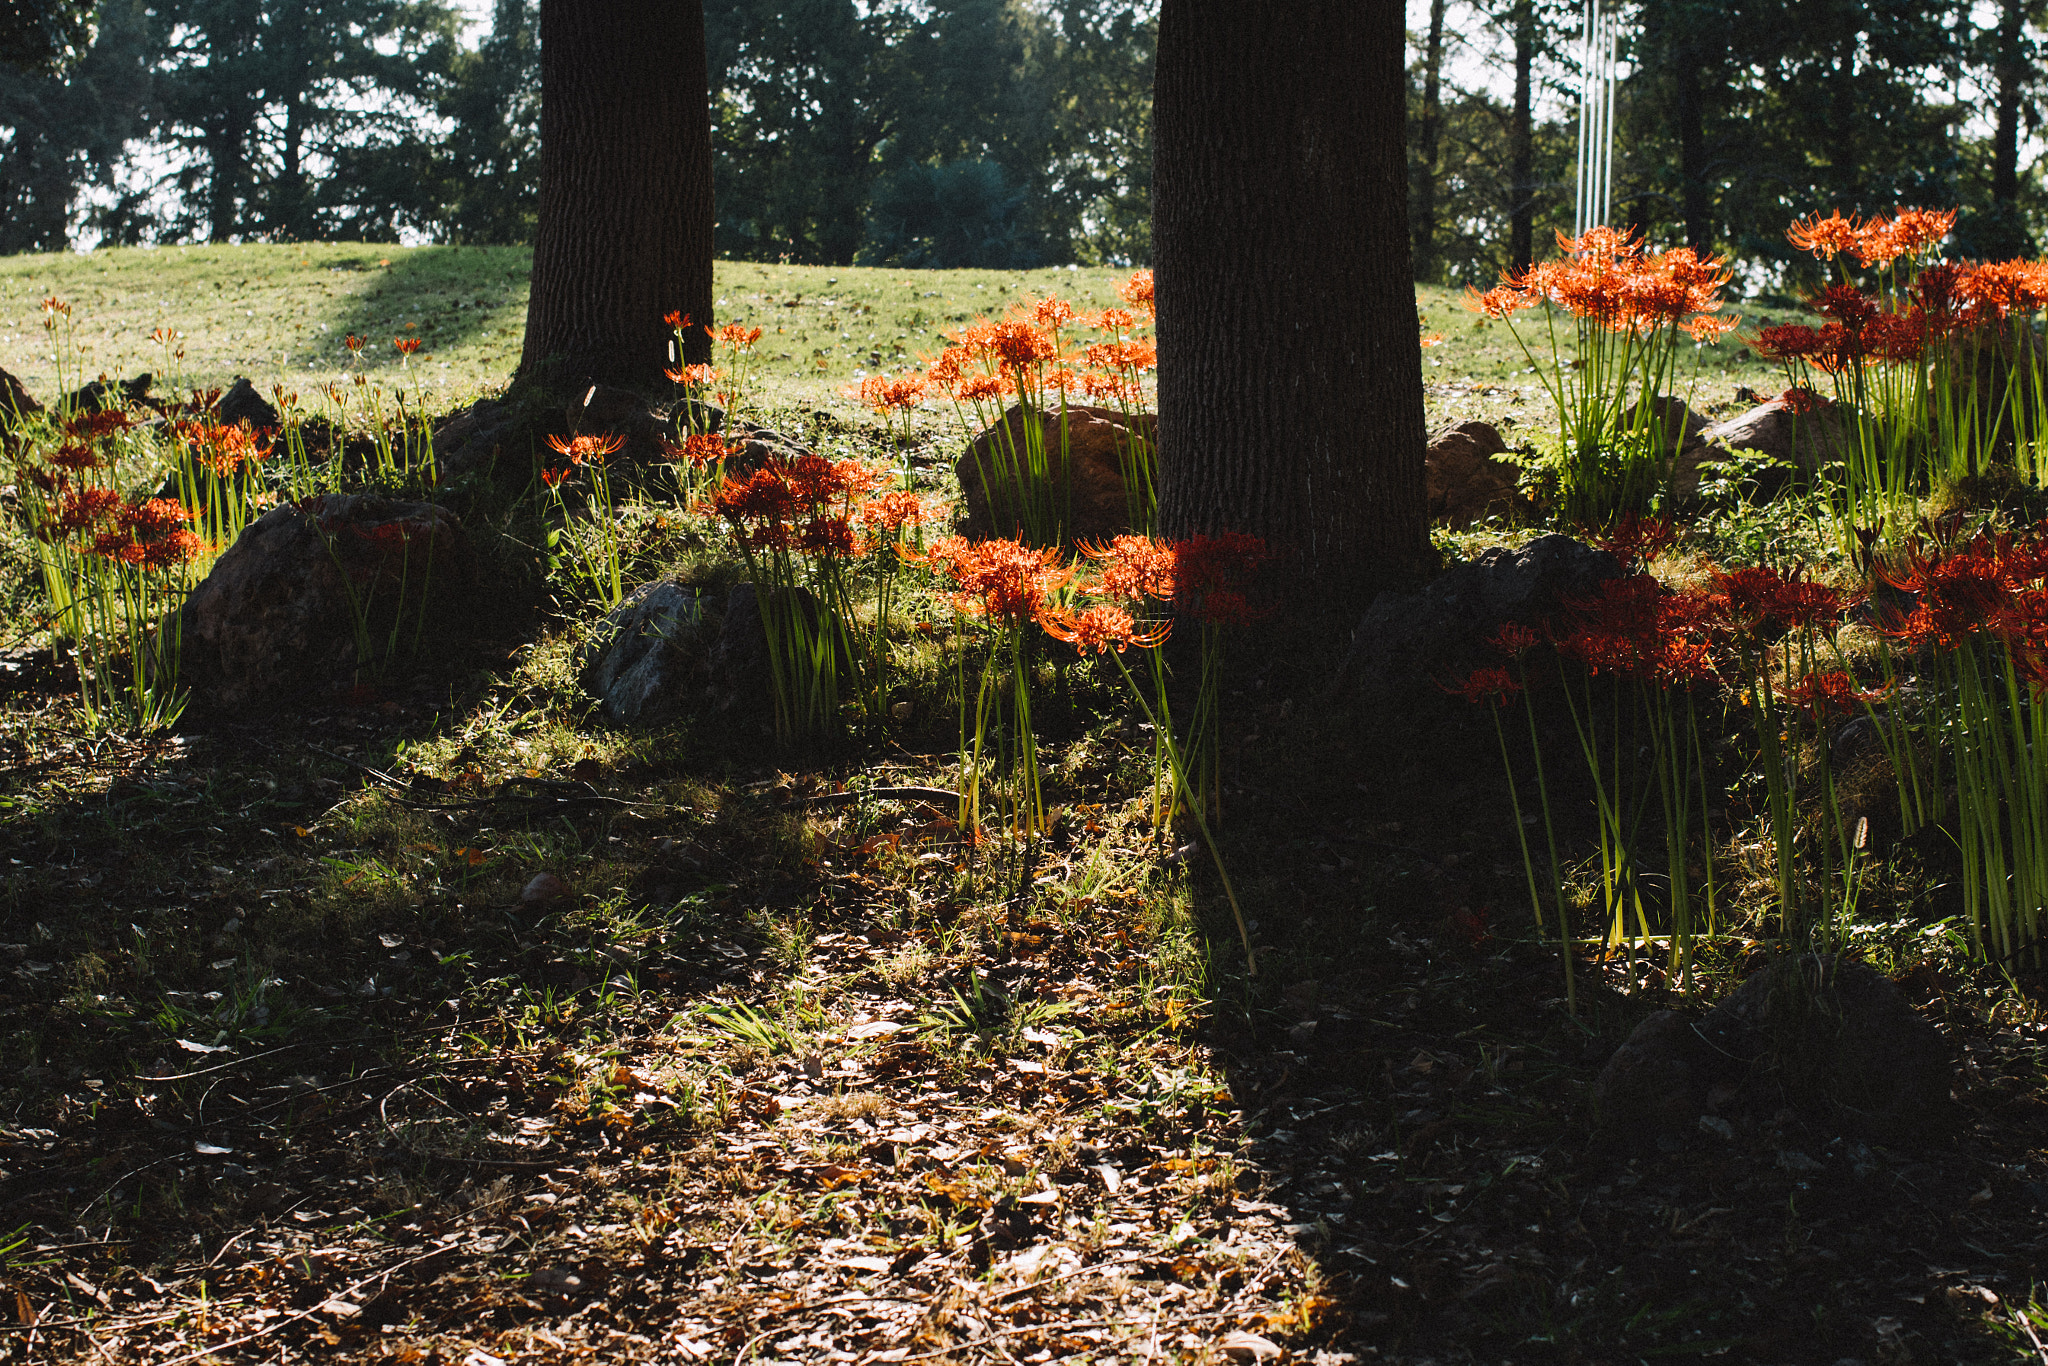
[1334,534,1623,696]
[704,581,829,721]
[1423,419,1519,528]
[1671,396,1853,499]
[0,365,41,419]
[216,376,278,429]
[176,493,476,709]
[580,581,707,726]
[1592,956,1951,1149]
[956,402,1151,544]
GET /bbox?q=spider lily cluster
[1458,511,2048,999]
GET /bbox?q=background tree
[149,0,457,242]
[518,0,715,385]
[1410,0,1450,279]
[434,0,538,245]
[0,0,150,253]
[1154,0,1429,612]
[0,0,98,72]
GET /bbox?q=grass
[0,243,1773,431]
[0,244,2040,1365]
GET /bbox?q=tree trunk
[1153,0,1431,614]
[1993,0,2023,210]
[1509,0,1534,269]
[208,106,249,242]
[1413,0,1449,281]
[1675,41,1710,251]
[520,0,715,387]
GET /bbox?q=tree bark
[1675,41,1710,251]
[1993,0,2023,210]
[1413,0,1449,281]
[521,0,715,387]
[1153,0,1431,614]
[1509,0,1534,269]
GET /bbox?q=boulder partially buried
[177,494,476,709]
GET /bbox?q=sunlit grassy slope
[0,243,1774,430]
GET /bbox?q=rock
[0,367,40,420]
[721,417,819,474]
[703,581,830,720]
[176,493,477,710]
[1714,954,1951,1142]
[62,372,151,414]
[1334,533,1622,696]
[1592,956,1951,1149]
[579,581,708,726]
[432,397,519,477]
[216,376,278,429]
[956,402,1153,544]
[1641,394,1713,453]
[1425,419,1520,527]
[1671,395,1853,499]
[520,872,569,906]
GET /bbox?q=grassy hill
[0,242,1771,431]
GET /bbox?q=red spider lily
[1685,313,1741,343]
[1700,563,1853,640]
[1447,665,1524,705]
[1083,535,1177,605]
[663,311,688,329]
[1781,669,1886,721]
[1091,306,1138,332]
[46,442,102,472]
[540,465,569,489]
[1592,512,1678,570]
[1810,285,1879,331]
[345,334,365,353]
[858,490,925,537]
[988,318,1057,372]
[1555,575,1719,686]
[41,296,69,316]
[1030,295,1078,329]
[667,362,719,389]
[1038,602,1169,655]
[545,433,626,466]
[1781,386,1833,415]
[1957,260,2048,318]
[1787,209,1861,261]
[63,409,133,439]
[1081,338,1157,373]
[393,337,423,356]
[1465,226,1729,335]
[1081,372,1146,406]
[149,326,177,346]
[47,486,126,541]
[1170,533,1268,625]
[913,536,1074,623]
[1489,621,1542,658]
[956,373,1006,405]
[670,431,737,466]
[851,373,929,413]
[714,323,763,348]
[1117,269,1154,318]
[1876,535,2026,651]
[703,455,879,556]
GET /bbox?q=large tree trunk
[1153,0,1431,613]
[520,0,716,387]
[1509,0,1534,269]
[1675,43,1710,251]
[1993,0,2023,210]
[1412,0,1449,281]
